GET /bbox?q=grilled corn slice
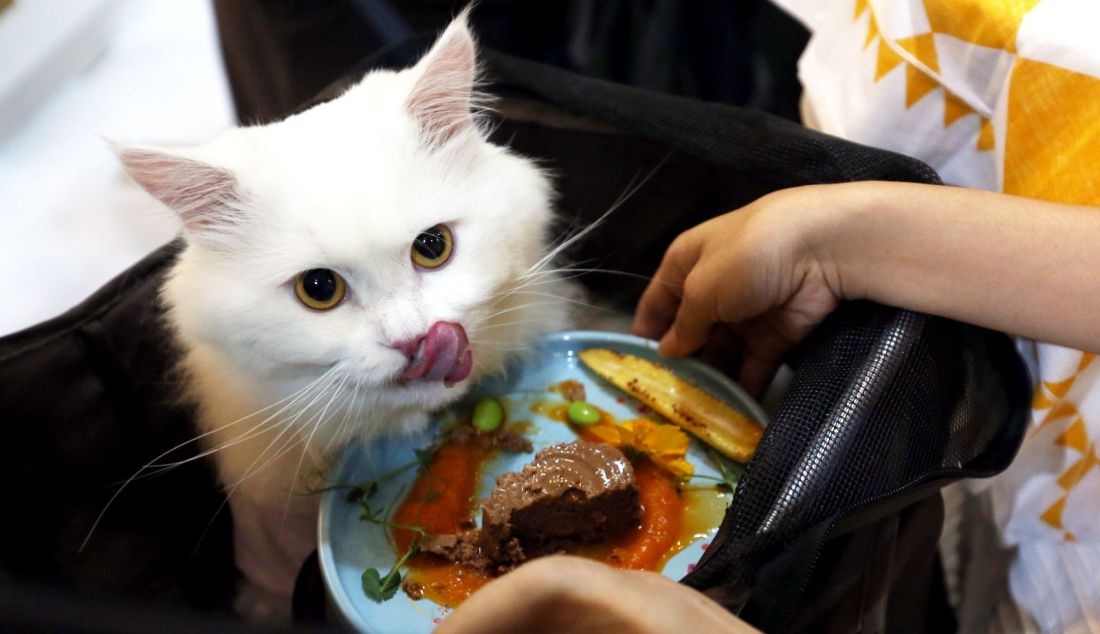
[578,348,762,462]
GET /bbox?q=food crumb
[497,429,533,454]
[402,579,425,600]
[553,379,587,402]
[451,423,532,453]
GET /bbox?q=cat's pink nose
[394,321,473,387]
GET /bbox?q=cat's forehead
[238,96,463,225]
[259,89,421,182]
[203,68,543,269]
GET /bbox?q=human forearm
[632,181,1100,393]
[822,181,1100,351]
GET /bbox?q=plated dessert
[318,332,767,633]
[421,440,642,572]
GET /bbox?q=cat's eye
[294,268,346,310]
[411,224,454,269]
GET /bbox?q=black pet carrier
[0,22,1029,634]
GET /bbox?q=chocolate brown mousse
[483,441,641,566]
[419,441,642,573]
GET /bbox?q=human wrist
[799,181,887,303]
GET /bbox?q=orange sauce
[576,458,682,570]
[391,439,492,608]
[390,415,729,607]
[391,443,480,549]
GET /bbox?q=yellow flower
[587,418,694,479]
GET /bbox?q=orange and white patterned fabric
[772,0,1100,631]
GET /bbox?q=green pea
[567,400,601,425]
[472,398,504,432]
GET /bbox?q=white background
[0,0,233,335]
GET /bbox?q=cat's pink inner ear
[406,12,478,148]
[118,148,240,231]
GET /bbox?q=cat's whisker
[285,374,350,520]
[470,340,530,352]
[476,257,606,315]
[501,290,615,313]
[233,372,346,486]
[143,368,340,471]
[214,369,346,521]
[521,154,673,299]
[129,368,339,473]
[79,366,341,552]
[524,267,658,284]
[190,371,346,557]
[485,272,580,302]
[524,161,664,279]
[515,258,604,283]
[320,379,360,457]
[328,377,364,455]
[475,299,571,324]
[467,318,553,334]
[468,330,545,343]
[510,270,591,288]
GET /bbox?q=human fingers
[734,318,792,398]
[438,556,758,634]
[653,210,780,357]
[435,557,605,634]
[736,266,841,395]
[698,324,744,377]
[631,231,702,341]
[658,255,756,358]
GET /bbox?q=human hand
[435,556,758,634]
[632,185,852,396]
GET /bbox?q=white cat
[117,13,572,620]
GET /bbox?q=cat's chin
[362,374,474,412]
[337,379,471,443]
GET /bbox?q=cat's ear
[406,9,481,148]
[116,145,244,234]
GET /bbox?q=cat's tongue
[401,321,473,387]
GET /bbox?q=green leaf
[363,567,403,602]
[362,568,387,602]
[380,570,403,600]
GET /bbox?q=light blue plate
[318,331,767,633]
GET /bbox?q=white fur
[118,12,573,619]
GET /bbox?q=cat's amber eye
[411,224,454,269]
[294,268,346,310]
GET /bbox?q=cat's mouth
[397,321,473,388]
